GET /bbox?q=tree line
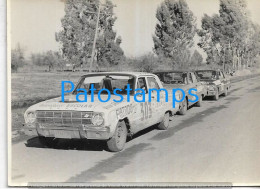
[11,0,260,72]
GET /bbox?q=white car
[23,72,180,152]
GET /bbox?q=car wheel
[107,121,127,152]
[223,88,228,97]
[213,90,219,101]
[158,112,170,130]
[179,98,188,115]
[38,136,59,148]
[195,95,202,107]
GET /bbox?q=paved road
[11,77,260,186]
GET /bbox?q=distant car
[154,70,206,115]
[195,70,231,100]
[23,72,180,152]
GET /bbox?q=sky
[9,0,260,59]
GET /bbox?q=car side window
[156,74,163,82]
[188,73,193,84]
[147,77,160,89]
[137,77,148,94]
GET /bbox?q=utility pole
[89,4,101,73]
[223,47,225,72]
[223,43,229,72]
[86,3,115,72]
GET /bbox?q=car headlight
[25,112,36,123]
[91,113,104,126]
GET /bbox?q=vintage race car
[154,70,207,115]
[23,72,180,152]
[195,69,231,100]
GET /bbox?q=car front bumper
[206,90,217,96]
[22,123,111,140]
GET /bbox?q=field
[11,72,83,107]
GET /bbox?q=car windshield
[160,72,187,84]
[196,71,218,80]
[73,74,135,95]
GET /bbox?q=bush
[11,44,25,72]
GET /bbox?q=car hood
[26,94,126,112]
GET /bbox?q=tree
[43,51,63,71]
[96,1,125,66]
[31,51,62,71]
[100,39,125,67]
[190,50,203,67]
[11,44,25,72]
[197,14,220,65]
[56,0,124,69]
[153,0,196,67]
[198,0,251,70]
[244,23,260,67]
[134,53,159,72]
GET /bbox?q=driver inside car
[102,77,113,92]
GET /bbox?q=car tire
[107,121,127,152]
[195,95,202,107]
[158,112,170,130]
[179,98,188,115]
[38,136,59,148]
[213,90,219,101]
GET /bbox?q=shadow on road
[202,96,218,102]
[128,124,158,142]
[67,143,153,182]
[25,137,106,151]
[150,104,229,141]
[25,125,160,152]
[150,89,242,142]
[229,87,243,94]
[25,126,158,152]
[224,96,241,105]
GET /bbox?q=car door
[131,76,151,133]
[218,71,225,94]
[146,76,166,125]
[195,72,206,97]
[191,72,203,100]
[221,71,230,91]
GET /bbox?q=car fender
[107,103,136,138]
[107,110,120,138]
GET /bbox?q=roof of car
[154,70,191,73]
[195,69,219,72]
[81,72,155,77]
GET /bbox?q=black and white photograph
[8,0,260,187]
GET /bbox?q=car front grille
[36,110,93,128]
